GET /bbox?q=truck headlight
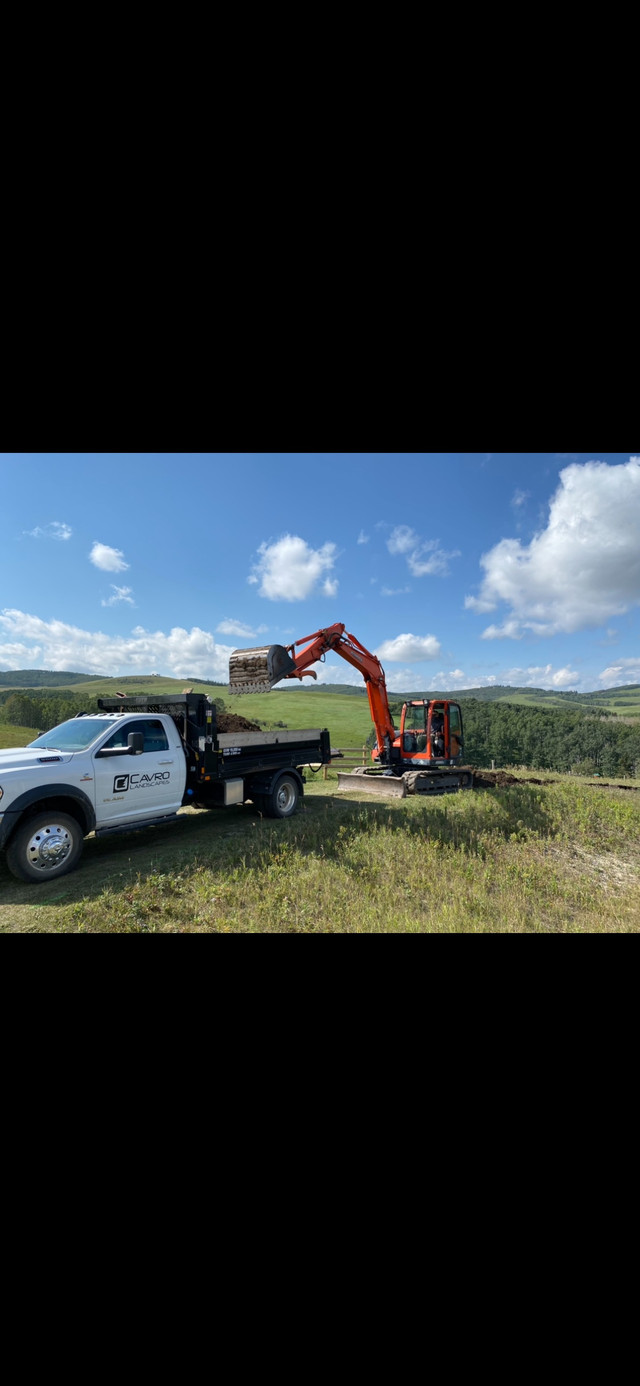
[0,786,3,800]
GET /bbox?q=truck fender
[247,767,304,798]
[0,784,96,851]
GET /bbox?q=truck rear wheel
[264,774,299,819]
[6,811,84,883]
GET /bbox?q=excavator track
[337,767,474,797]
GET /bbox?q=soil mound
[216,711,262,733]
[473,771,554,788]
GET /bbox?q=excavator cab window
[403,702,427,754]
[404,703,427,733]
[449,703,463,759]
[429,703,446,760]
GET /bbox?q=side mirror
[128,732,144,755]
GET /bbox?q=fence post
[362,743,367,765]
[323,764,328,780]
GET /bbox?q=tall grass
[1,775,639,933]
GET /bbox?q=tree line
[3,686,639,777]
[0,688,227,734]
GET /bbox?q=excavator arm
[229,622,398,753]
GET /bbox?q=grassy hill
[0,670,109,688]
[0,724,40,747]
[2,669,639,715]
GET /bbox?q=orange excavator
[228,622,473,797]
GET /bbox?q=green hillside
[0,670,108,688]
[2,669,639,715]
[0,724,40,747]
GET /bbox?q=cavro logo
[113,772,170,793]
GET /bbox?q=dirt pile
[216,711,262,733]
[473,771,554,788]
[473,771,640,791]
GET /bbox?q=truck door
[93,718,184,826]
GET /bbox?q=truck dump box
[97,695,331,806]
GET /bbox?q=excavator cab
[399,700,464,765]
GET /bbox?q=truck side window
[103,719,169,752]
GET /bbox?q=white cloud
[249,535,337,601]
[387,525,460,577]
[380,586,411,597]
[101,585,135,608]
[90,542,129,573]
[481,619,524,640]
[511,489,530,508]
[408,544,460,577]
[302,662,364,688]
[216,619,268,638]
[322,578,339,598]
[387,526,419,555]
[503,663,579,689]
[357,530,369,544]
[0,609,235,680]
[375,633,442,663]
[24,521,72,541]
[599,658,640,686]
[465,458,640,637]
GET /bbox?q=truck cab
[0,712,189,882]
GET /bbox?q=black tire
[6,811,84,884]
[263,774,299,819]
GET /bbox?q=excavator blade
[336,772,408,798]
[228,644,297,695]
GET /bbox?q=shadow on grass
[298,782,558,864]
[0,783,558,913]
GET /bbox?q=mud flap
[336,772,408,798]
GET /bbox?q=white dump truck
[0,692,330,883]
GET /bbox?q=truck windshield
[29,719,112,752]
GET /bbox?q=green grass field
[0,724,40,747]
[1,772,639,933]
[0,687,372,752]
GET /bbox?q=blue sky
[0,452,638,692]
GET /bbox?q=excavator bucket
[228,644,297,695]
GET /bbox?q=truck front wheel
[6,811,84,883]
[264,774,299,819]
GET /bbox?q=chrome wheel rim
[276,782,295,812]
[26,823,73,872]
